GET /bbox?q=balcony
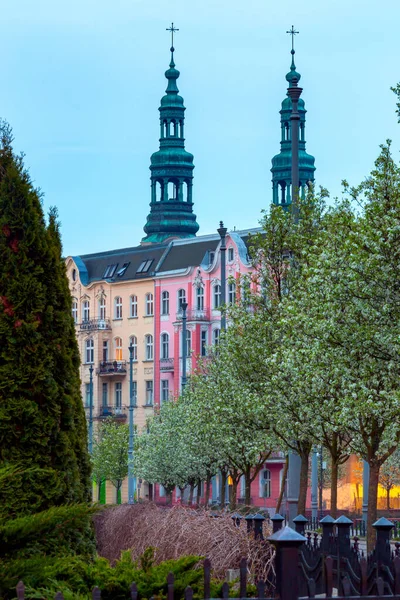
[80,318,111,331]
[175,308,211,321]
[160,358,174,372]
[97,405,127,420]
[97,360,127,376]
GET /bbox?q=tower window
[168,180,178,200]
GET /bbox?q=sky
[2,0,400,256]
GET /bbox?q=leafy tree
[0,122,90,516]
[92,420,129,502]
[379,449,400,510]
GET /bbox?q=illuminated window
[115,337,123,361]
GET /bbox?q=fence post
[231,512,243,528]
[372,517,394,567]
[271,513,285,534]
[334,515,353,559]
[320,515,335,553]
[16,582,25,600]
[293,514,308,535]
[245,513,254,533]
[203,558,211,600]
[268,526,306,600]
[253,514,266,540]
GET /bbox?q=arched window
[171,120,176,136]
[161,332,169,359]
[261,469,271,498]
[213,284,221,308]
[130,295,138,318]
[168,180,178,200]
[213,328,220,346]
[186,330,192,356]
[155,181,162,202]
[115,337,123,361]
[196,286,204,311]
[99,297,106,320]
[177,289,186,311]
[228,282,236,305]
[129,335,137,361]
[114,297,122,319]
[145,293,154,316]
[145,334,153,360]
[161,291,169,315]
[82,300,90,322]
[85,338,94,364]
[72,299,78,323]
[164,120,168,137]
[183,181,189,202]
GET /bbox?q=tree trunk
[387,488,391,511]
[178,486,185,504]
[367,461,380,552]
[220,470,227,508]
[189,482,195,506]
[330,459,339,519]
[197,478,202,506]
[276,455,288,513]
[298,449,310,515]
[166,486,174,505]
[245,466,252,506]
[205,475,211,507]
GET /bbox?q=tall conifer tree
[0,122,90,516]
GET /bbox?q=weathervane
[166,22,179,50]
[286,25,299,52]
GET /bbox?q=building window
[145,293,154,316]
[201,330,207,356]
[72,299,78,323]
[102,383,108,408]
[116,262,129,277]
[186,330,192,356]
[85,383,91,407]
[72,268,77,281]
[115,337,123,361]
[228,247,234,262]
[145,380,153,405]
[129,335,137,361]
[85,338,94,364]
[130,295,138,318]
[161,380,169,403]
[103,264,118,278]
[114,296,122,319]
[213,329,220,346]
[137,259,153,274]
[213,284,221,308]
[102,340,109,362]
[177,289,186,310]
[209,251,215,265]
[82,300,90,322]
[228,282,236,305]
[261,469,271,498]
[99,297,106,320]
[145,334,153,360]
[161,332,169,359]
[196,286,204,311]
[115,382,122,409]
[131,380,137,405]
[161,290,170,315]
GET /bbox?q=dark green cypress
[0,122,91,516]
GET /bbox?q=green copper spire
[271,30,315,208]
[142,24,199,244]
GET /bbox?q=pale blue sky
[3,0,400,256]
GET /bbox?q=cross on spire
[286,25,299,52]
[166,22,179,50]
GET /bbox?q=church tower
[271,40,316,207]
[142,25,199,243]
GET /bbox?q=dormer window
[137,259,153,274]
[228,247,234,262]
[103,264,118,279]
[117,262,130,277]
[209,251,215,266]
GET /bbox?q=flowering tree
[92,419,129,503]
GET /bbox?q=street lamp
[181,301,188,389]
[88,364,94,455]
[217,221,228,331]
[128,341,136,504]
